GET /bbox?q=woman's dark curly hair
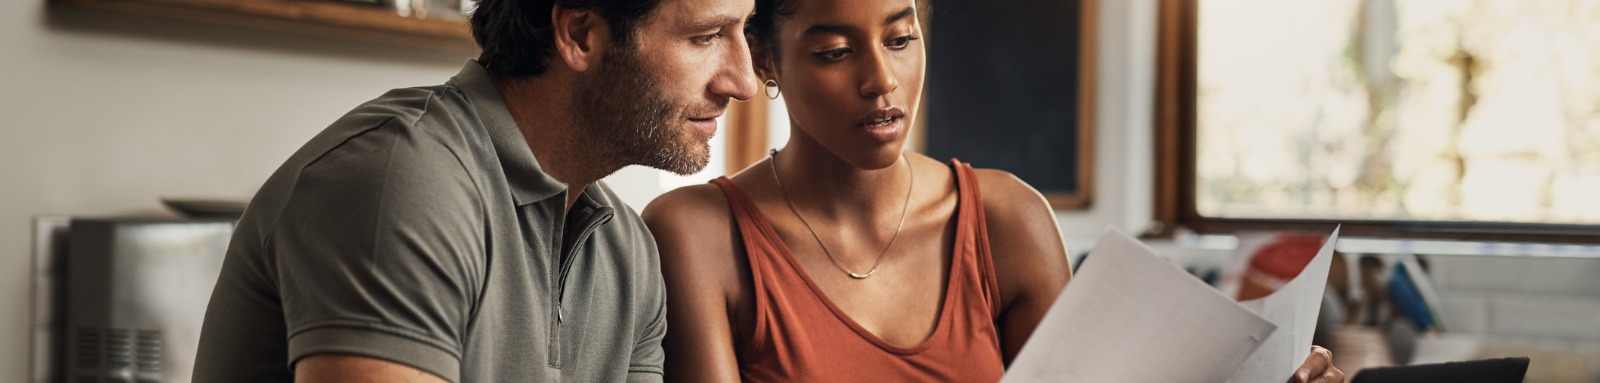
[470,0,664,77]
[745,0,930,59]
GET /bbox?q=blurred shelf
[50,0,475,50]
[1334,237,1600,259]
[1151,232,1600,259]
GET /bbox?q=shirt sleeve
[273,119,484,383]
[628,234,668,379]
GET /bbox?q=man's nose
[709,33,759,102]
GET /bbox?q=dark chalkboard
[923,0,1095,209]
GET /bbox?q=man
[192,0,757,380]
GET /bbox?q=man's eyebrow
[802,7,917,37]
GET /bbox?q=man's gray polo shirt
[194,60,666,383]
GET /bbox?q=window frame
[1151,0,1600,244]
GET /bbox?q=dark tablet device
[1351,357,1529,383]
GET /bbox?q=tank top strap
[708,176,783,353]
[950,160,1003,321]
[710,176,771,253]
[710,174,790,274]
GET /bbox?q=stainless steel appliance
[64,217,234,383]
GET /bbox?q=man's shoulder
[303,84,485,180]
[242,85,488,233]
[283,84,475,164]
[346,85,463,126]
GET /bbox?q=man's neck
[493,74,620,212]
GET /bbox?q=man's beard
[574,43,718,176]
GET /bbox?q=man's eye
[693,33,723,45]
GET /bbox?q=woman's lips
[861,115,902,143]
[858,107,906,143]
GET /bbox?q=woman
[642,0,1345,381]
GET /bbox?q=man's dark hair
[470,0,666,78]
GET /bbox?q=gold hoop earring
[764,79,781,100]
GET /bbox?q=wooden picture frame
[920,0,1097,210]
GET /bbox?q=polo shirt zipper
[547,206,612,369]
[556,210,611,322]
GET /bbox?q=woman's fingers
[1294,346,1337,383]
[1309,368,1345,383]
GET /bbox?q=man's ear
[551,5,612,73]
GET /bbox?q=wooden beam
[50,0,476,51]
[724,97,770,176]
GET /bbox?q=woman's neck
[772,132,913,223]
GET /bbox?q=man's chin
[654,157,708,176]
[663,149,710,176]
[646,136,711,176]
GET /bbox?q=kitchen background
[3,0,1597,381]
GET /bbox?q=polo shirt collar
[448,60,567,206]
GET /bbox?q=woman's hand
[1291,345,1345,383]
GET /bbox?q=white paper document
[1227,226,1340,383]
[1003,227,1340,382]
[1002,230,1276,382]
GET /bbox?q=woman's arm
[973,169,1074,365]
[641,185,745,383]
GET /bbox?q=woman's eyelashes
[814,46,853,61]
[887,34,920,50]
[810,35,921,62]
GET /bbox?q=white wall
[0,0,1156,381]
[1054,0,1157,255]
[1,2,462,380]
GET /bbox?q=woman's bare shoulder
[965,167,1073,363]
[969,167,1055,229]
[643,183,732,228]
[643,181,747,299]
[968,167,1071,288]
[643,182,740,266]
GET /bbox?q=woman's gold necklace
[769,149,913,279]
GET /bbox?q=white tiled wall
[1487,295,1600,342]
[1430,256,1600,296]
[1152,239,1600,381]
[1427,255,1600,341]
[1424,255,1600,381]
[1437,292,1492,334]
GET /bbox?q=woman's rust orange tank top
[708,160,1006,382]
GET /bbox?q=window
[1157,0,1600,242]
